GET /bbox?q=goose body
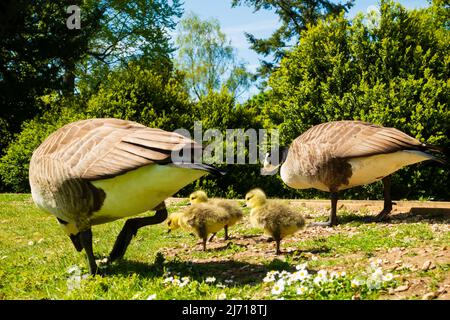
[29,118,222,273]
[265,120,445,225]
[189,190,243,240]
[245,189,305,254]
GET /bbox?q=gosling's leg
[202,237,207,251]
[275,238,281,255]
[79,229,98,275]
[310,192,338,227]
[375,176,393,221]
[209,233,217,242]
[224,225,229,240]
[108,202,168,262]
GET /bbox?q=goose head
[189,190,208,204]
[245,188,267,209]
[261,147,289,175]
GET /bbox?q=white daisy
[263,274,276,283]
[271,279,285,295]
[296,286,308,295]
[383,273,394,282]
[218,293,227,300]
[205,277,216,283]
[296,263,308,270]
[147,294,157,300]
[351,279,363,288]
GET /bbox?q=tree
[0,0,102,152]
[231,0,354,75]
[175,13,251,100]
[0,0,183,157]
[80,0,183,95]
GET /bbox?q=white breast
[343,150,433,190]
[90,164,206,224]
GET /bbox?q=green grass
[0,194,448,300]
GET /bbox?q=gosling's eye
[191,196,196,200]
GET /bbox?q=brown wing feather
[296,121,423,159]
[33,118,200,181]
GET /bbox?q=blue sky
[176,0,430,98]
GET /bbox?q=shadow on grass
[102,246,330,284]
[310,207,450,226]
[102,258,275,285]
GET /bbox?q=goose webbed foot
[374,205,393,222]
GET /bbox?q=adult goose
[263,120,446,226]
[29,118,223,274]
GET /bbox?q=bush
[86,63,195,131]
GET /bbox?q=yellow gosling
[179,203,229,251]
[189,190,243,240]
[245,188,305,254]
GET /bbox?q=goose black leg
[79,229,98,275]
[375,176,393,221]
[107,202,168,263]
[310,192,338,227]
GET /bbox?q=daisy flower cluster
[66,265,88,291]
[264,261,397,299]
[161,271,232,299]
[162,273,191,288]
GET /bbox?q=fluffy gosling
[245,188,305,254]
[179,203,229,251]
[166,211,184,233]
[189,190,243,240]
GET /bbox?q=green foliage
[231,0,354,75]
[86,63,194,131]
[0,96,87,192]
[175,13,252,100]
[264,1,450,200]
[0,0,102,136]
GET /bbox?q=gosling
[179,203,229,251]
[245,188,305,254]
[189,190,243,240]
[166,211,184,233]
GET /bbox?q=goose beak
[261,166,279,176]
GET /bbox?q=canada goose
[245,188,305,254]
[178,203,229,251]
[189,190,243,240]
[263,120,446,226]
[29,118,224,274]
